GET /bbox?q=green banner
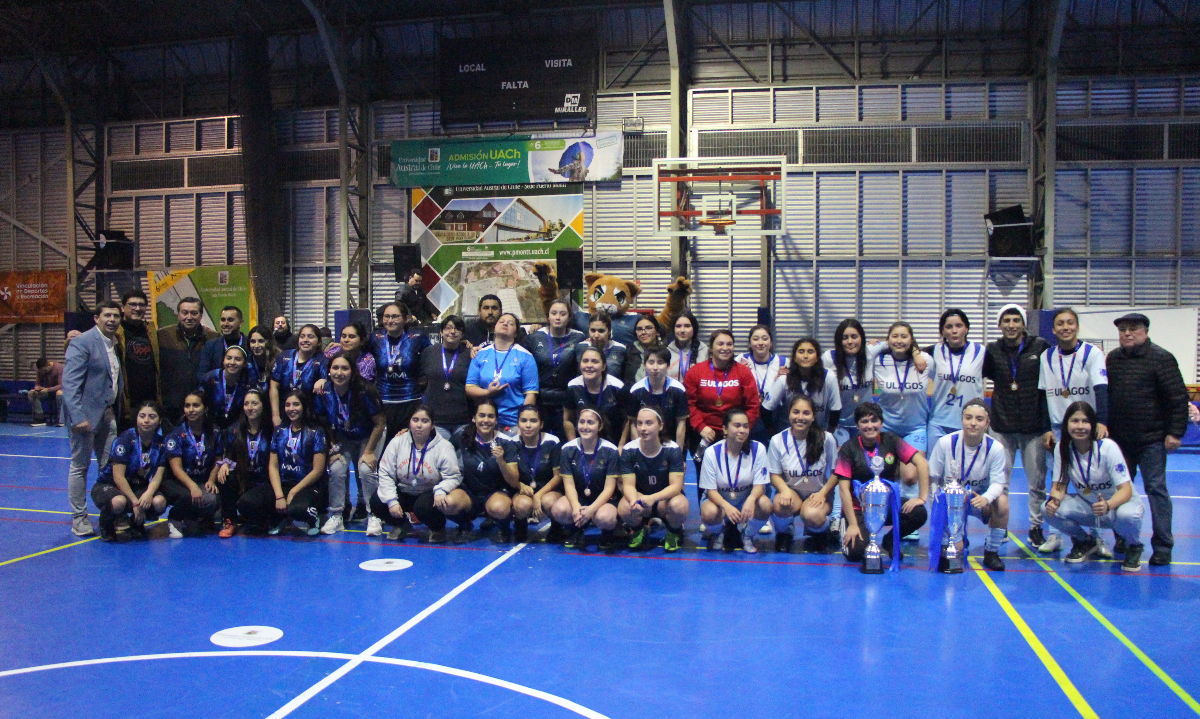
[149,265,257,331]
[391,132,623,187]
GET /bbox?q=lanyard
[843,355,859,390]
[719,444,745,491]
[491,348,513,382]
[943,344,964,387]
[858,436,880,470]
[522,439,544,479]
[289,352,311,386]
[578,445,598,489]
[748,354,773,396]
[710,361,732,405]
[885,353,912,394]
[247,430,262,466]
[678,348,691,376]
[286,426,303,460]
[441,346,461,385]
[132,433,158,476]
[789,430,809,476]
[549,333,569,368]
[217,371,237,414]
[957,435,988,484]
[409,439,431,484]
[1071,444,1094,491]
[1057,342,1081,391]
[387,334,407,368]
[185,427,207,472]
[1008,338,1027,384]
[332,388,351,429]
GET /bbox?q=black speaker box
[556,249,584,290]
[985,205,1034,257]
[393,244,423,281]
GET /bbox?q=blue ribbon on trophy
[852,477,903,572]
[928,484,971,572]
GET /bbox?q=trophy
[942,475,967,574]
[860,455,890,574]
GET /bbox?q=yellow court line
[0,506,99,517]
[0,536,100,567]
[1010,533,1200,715]
[968,556,1098,718]
[967,552,1200,568]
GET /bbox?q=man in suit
[62,302,123,536]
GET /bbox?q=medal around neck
[861,455,890,575]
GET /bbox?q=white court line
[267,543,528,718]
[0,650,608,718]
[0,453,94,461]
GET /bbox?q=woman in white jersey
[925,309,987,449]
[738,324,789,443]
[927,399,1009,572]
[766,394,840,553]
[767,337,842,433]
[1044,401,1144,571]
[1035,307,1110,554]
[874,321,932,452]
[822,319,877,446]
[698,409,771,553]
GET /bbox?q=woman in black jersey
[453,400,521,540]
[216,389,274,535]
[526,299,585,440]
[565,346,626,444]
[418,315,472,438]
[510,404,563,542]
[618,406,689,552]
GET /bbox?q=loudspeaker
[985,205,1034,257]
[393,244,423,282]
[556,249,584,290]
[93,230,135,270]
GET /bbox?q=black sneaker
[546,523,566,544]
[825,529,842,553]
[1065,538,1098,563]
[98,521,117,542]
[1028,526,1046,549]
[722,523,741,553]
[1149,549,1172,566]
[496,523,513,543]
[1113,535,1127,556]
[982,550,1005,571]
[513,520,528,543]
[598,530,618,551]
[1121,544,1144,572]
[802,533,825,553]
[774,532,794,553]
[563,528,585,549]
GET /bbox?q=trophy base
[941,554,963,574]
[861,557,884,574]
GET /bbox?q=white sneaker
[321,515,343,535]
[708,533,724,552]
[167,521,184,539]
[70,515,94,537]
[758,523,773,535]
[366,516,383,536]
[742,536,759,554]
[1037,533,1063,553]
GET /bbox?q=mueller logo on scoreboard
[555,93,588,114]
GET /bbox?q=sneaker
[563,528,584,548]
[427,529,447,544]
[775,532,794,553]
[758,523,773,535]
[825,529,842,553]
[663,530,681,553]
[902,530,921,542]
[513,520,528,543]
[168,521,185,539]
[320,515,343,535]
[386,522,409,541]
[128,521,147,540]
[30,421,46,427]
[365,516,383,536]
[1113,536,1127,556]
[598,530,618,551]
[982,550,1005,571]
[707,533,724,552]
[627,527,647,550]
[218,519,237,538]
[1065,538,1098,563]
[722,524,741,552]
[1149,549,1172,566]
[741,535,758,554]
[70,515,94,537]
[1028,526,1046,548]
[546,524,566,544]
[1037,533,1063,553]
[305,522,320,537]
[802,534,824,553]
[98,525,117,542]
[267,518,288,536]
[496,524,513,543]
[1121,544,1144,572]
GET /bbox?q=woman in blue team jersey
[90,400,169,541]
[269,324,325,427]
[510,404,563,542]
[162,391,220,537]
[266,389,329,536]
[214,389,274,536]
[565,346,625,444]
[199,345,254,430]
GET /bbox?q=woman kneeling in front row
[373,404,470,543]
[618,407,689,552]
[699,409,772,553]
[1044,401,1145,572]
[91,400,169,540]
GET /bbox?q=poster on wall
[0,270,66,323]
[391,133,623,188]
[410,183,583,321]
[149,265,258,332]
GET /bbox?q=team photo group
[54,280,1190,574]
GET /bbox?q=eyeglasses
[382,313,403,320]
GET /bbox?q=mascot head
[585,272,640,317]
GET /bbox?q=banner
[149,265,257,332]
[438,34,595,125]
[0,270,65,323]
[411,183,583,322]
[391,132,623,188]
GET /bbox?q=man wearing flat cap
[1105,312,1189,566]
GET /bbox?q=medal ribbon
[710,361,732,406]
[719,444,745,491]
[1057,342,1081,393]
[789,430,809,477]
[409,439,431,484]
[441,346,460,386]
[1008,338,1027,386]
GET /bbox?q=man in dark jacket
[197,305,247,380]
[157,296,217,423]
[1106,312,1189,566]
[394,268,438,325]
[982,304,1052,548]
[116,290,159,430]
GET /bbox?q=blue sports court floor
[0,422,1198,718]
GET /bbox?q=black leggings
[238,481,327,529]
[383,401,418,444]
[843,505,929,562]
[370,491,446,531]
[161,478,218,522]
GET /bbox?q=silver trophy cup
[942,476,967,573]
[860,455,890,574]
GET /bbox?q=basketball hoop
[697,218,737,235]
